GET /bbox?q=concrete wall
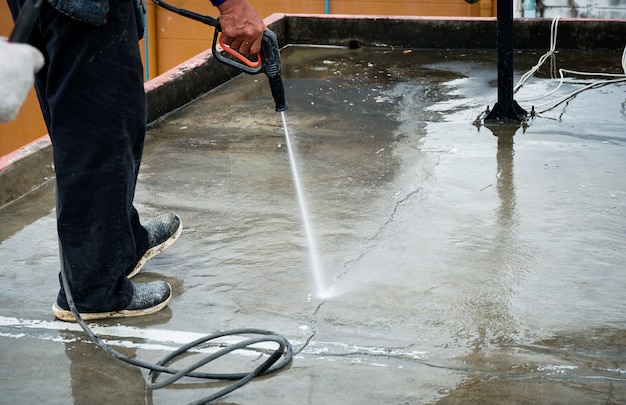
[516,0,626,18]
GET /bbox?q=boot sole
[52,288,172,322]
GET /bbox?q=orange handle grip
[218,33,262,69]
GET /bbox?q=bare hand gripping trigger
[152,0,288,112]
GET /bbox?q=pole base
[485,100,528,122]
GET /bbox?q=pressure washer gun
[151,0,288,112]
[213,29,288,112]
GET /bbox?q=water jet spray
[151,0,329,298]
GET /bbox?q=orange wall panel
[0,91,47,157]
[0,6,47,157]
[330,0,470,16]
[247,0,326,15]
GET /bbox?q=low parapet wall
[282,14,626,50]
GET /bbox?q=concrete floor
[1,45,625,404]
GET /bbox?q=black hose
[59,248,293,404]
[9,0,44,43]
[151,0,220,28]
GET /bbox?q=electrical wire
[59,248,293,404]
[514,16,561,94]
[534,72,626,113]
[514,16,626,114]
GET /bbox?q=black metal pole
[485,0,527,121]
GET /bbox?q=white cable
[514,16,626,114]
[535,76,626,113]
[514,16,561,94]
[533,53,626,112]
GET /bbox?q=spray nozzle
[258,30,288,112]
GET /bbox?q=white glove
[0,37,44,122]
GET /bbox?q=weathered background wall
[515,0,626,18]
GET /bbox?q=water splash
[280,111,328,299]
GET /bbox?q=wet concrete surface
[1,45,625,404]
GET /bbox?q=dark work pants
[8,0,149,311]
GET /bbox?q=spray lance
[152,0,288,112]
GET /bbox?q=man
[5,0,265,321]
